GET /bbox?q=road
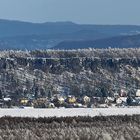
[0,107,140,118]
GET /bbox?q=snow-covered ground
[0,107,140,118]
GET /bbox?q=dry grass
[0,115,140,140]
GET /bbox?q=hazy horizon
[1,18,140,26]
[0,0,140,25]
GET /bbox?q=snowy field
[0,107,140,118]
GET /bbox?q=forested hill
[0,48,140,99]
[0,19,140,50]
[54,34,140,49]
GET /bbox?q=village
[1,89,140,109]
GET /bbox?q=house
[20,98,29,106]
[48,103,55,108]
[83,96,90,104]
[116,97,127,106]
[66,95,76,104]
[33,98,48,108]
[3,98,11,102]
[136,89,140,97]
[57,96,65,104]
[105,97,115,105]
[52,95,65,107]
[3,97,12,108]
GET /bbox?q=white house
[136,90,140,97]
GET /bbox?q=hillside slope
[0,49,140,100]
[54,34,140,49]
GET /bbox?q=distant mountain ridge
[0,19,140,50]
[0,19,140,38]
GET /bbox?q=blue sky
[0,0,140,25]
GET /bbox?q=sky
[0,0,140,25]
